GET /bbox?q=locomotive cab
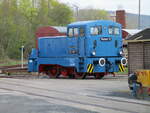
[66,20,126,75]
[67,20,123,57]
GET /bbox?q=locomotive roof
[68,20,121,27]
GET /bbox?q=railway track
[0,64,27,69]
[0,79,149,113]
[0,64,27,74]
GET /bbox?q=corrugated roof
[122,29,141,35]
[126,28,150,42]
[52,26,67,33]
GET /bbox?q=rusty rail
[0,64,27,69]
[0,64,28,74]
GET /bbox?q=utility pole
[48,0,51,17]
[32,0,35,8]
[138,0,141,29]
[72,4,79,21]
[21,45,24,68]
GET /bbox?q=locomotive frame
[28,20,127,79]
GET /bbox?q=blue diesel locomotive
[28,20,127,79]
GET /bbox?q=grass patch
[0,59,27,66]
[115,67,128,75]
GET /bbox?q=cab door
[86,25,103,57]
[67,27,86,57]
[67,27,78,57]
[78,27,86,57]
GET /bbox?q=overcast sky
[58,0,150,15]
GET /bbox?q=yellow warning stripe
[119,65,123,72]
[87,64,92,72]
[87,64,94,73]
[119,64,125,72]
[121,64,125,72]
[90,65,94,73]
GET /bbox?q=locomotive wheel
[74,72,87,79]
[48,68,59,78]
[68,74,75,79]
[94,73,105,79]
[60,68,69,78]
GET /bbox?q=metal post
[72,4,79,21]
[138,0,141,29]
[21,46,24,68]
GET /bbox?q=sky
[58,0,150,15]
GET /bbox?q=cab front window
[114,27,120,35]
[108,26,120,35]
[91,27,99,35]
[90,26,102,35]
[108,26,113,35]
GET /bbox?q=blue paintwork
[28,20,123,73]
[28,49,38,72]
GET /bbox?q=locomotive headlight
[29,60,33,63]
[119,50,124,56]
[91,50,96,56]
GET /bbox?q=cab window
[68,28,79,37]
[108,26,120,35]
[114,27,120,35]
[108,26,113,35]
[79,28,85,37]
[74,28,79,37]
[90,26,102,35]
[99,26,102,34]
[68,28,73,37]
[91,27,98,35]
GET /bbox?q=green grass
[115,67,128,75]
[0,59,27,66]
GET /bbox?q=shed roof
[122,29,141,39]
[126,28,150,42]
[123,29,141,35]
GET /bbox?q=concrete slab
[0,75,149,113]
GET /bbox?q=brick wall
[116,10,126,29]
[128,42,144,74]
[144,42,150,69]
[128,42,150,74]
